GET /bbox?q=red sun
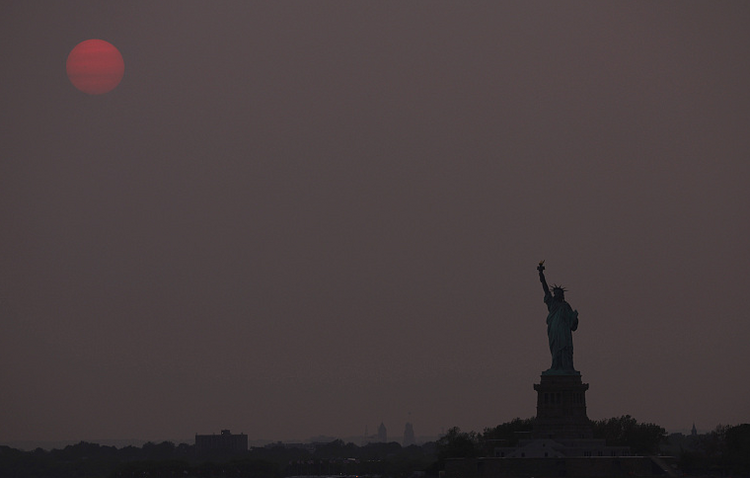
[66,39,124,95]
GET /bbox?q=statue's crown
[551,284,567,294]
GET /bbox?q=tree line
[435,415,665,463]
[1,417,748,477]
[0,439,435,478]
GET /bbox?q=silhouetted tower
[403,422,415,446]
[691,423,697,436]
[378,422,387,443]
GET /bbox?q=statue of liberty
[537,261,579,375]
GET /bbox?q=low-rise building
[195,429,248,453]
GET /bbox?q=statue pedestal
[533,374,593,440]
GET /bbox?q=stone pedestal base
[533,374,593,440]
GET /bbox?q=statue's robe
[544,293,579,373]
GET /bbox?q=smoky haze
[1,2,749,444]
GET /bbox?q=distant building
[195,429,248,453]
[403,422,416,446]
[691,423,697,436]
[378,422,387,443]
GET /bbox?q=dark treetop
[537,262,579,375]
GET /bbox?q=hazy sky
[2,1,749,445]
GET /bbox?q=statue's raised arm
[538,260,550,297]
